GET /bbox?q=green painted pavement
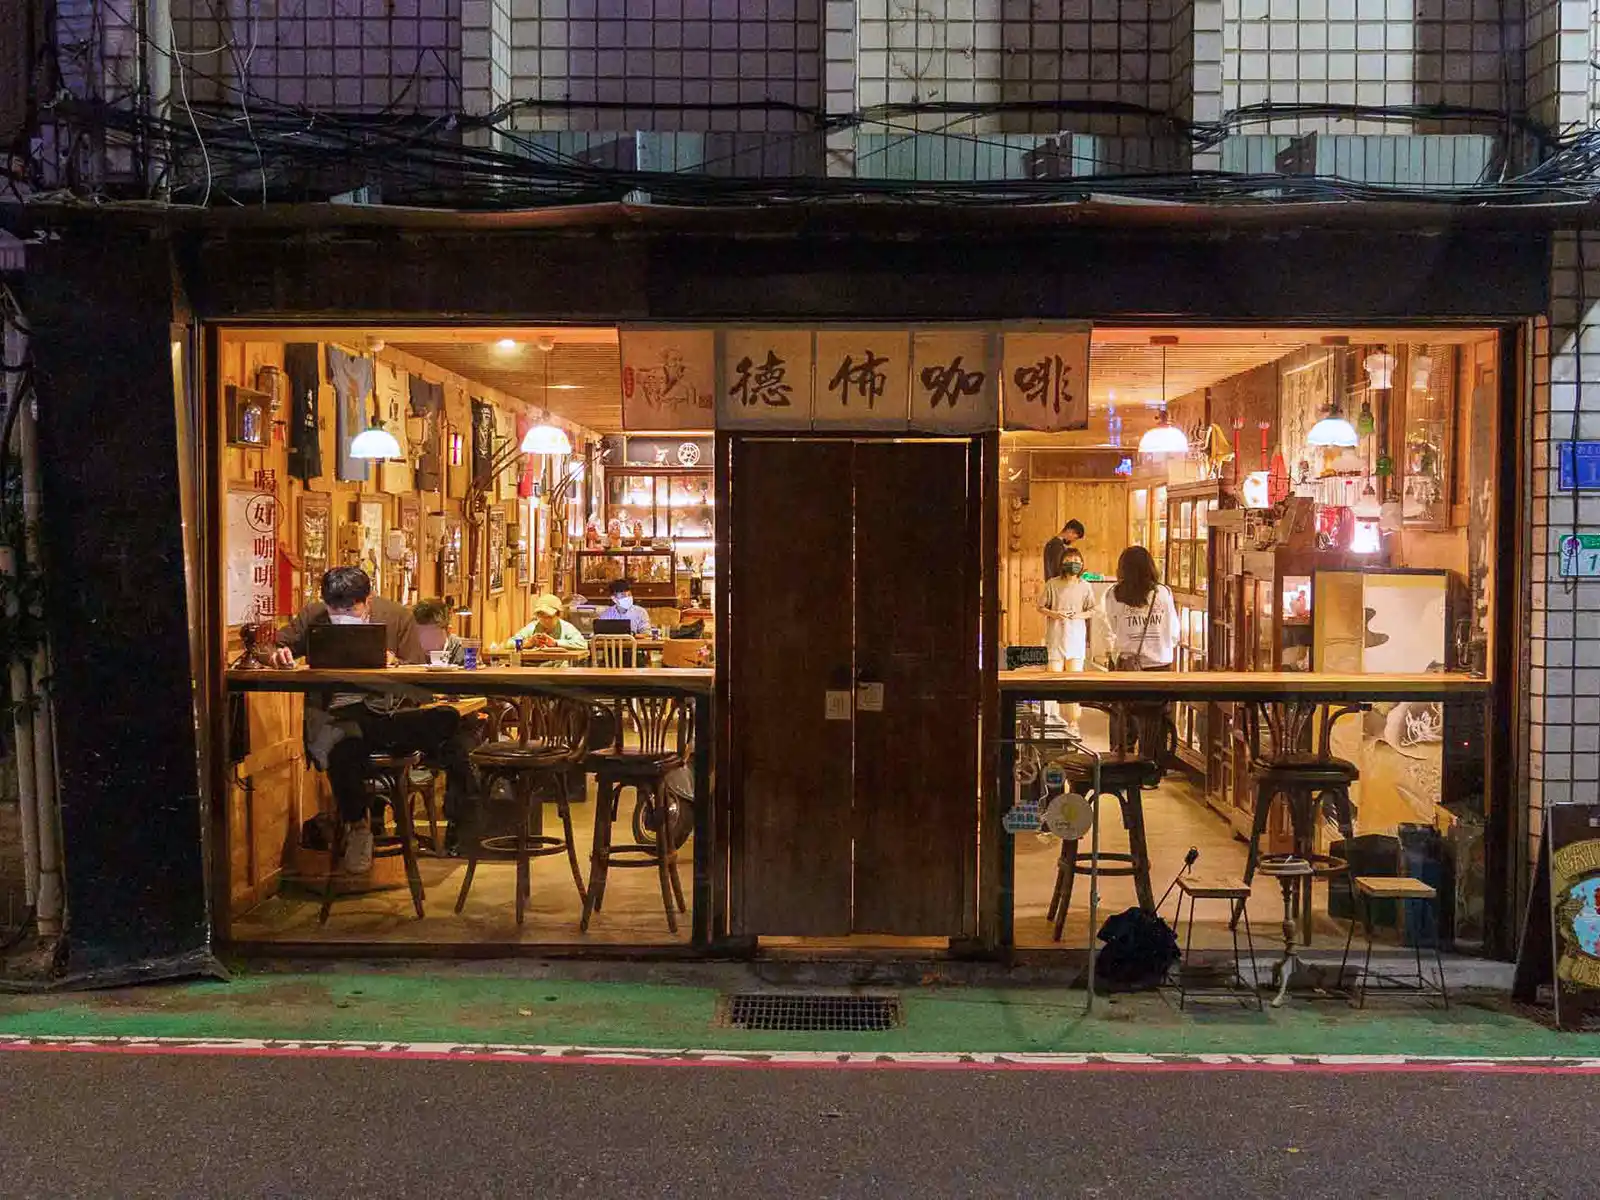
[2,970,1597,1056]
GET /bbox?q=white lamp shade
[1363,351,1397,391]
[521,424,572,455]
[1137,423,1189,455]
[350,426,403,460]
[1353,485,1382,519]
[1306,416,1359,448]
[1350,519,1382,554]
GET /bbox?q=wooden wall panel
[1001,478,1127,646]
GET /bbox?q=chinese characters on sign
[812,330,910,430]
[910,331,996,433]
[718,329,813,430]
[1001,331,1091,432]
[226,490,279,626]
[709,327,1088,431]
[620,329,716,431]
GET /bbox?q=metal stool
[321,750,426,925]
[1170,874,1262,1010]
[1047,756,1157,941]
[1338,876,1450,1009]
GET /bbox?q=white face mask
[613,595,633,611]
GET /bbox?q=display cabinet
[606,469,714,542]
[575,548,677,601]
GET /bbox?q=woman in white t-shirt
[1035,547,1096,736]
[1101,544,1179,670]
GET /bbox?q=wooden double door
[729,437,982,938]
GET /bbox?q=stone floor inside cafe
[1011,706,1406,956]
[232,781,693,947]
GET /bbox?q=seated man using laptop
[271,566,476,866]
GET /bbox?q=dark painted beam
[21,227,210,975]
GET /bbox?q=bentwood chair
[590,634,639,670]
[582,695,690,934]
[456,696,591,925]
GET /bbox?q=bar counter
[998,669,1490,701]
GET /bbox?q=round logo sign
[1042,792,1094,841]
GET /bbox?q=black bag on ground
[1095,906,1180,990]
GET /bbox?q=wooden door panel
[851,441,979,935]
[730,439,855,936]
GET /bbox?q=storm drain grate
[718,992,903,1033]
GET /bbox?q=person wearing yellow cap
[511,594,588,656]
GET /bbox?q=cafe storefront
[14,203,1546,978]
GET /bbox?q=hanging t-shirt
[326,346,374,483]
[409,375,444,492]
[283,342,323,483]
[1102,584,1179,667]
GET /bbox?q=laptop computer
[307,622,388,669]
[592,618,635,635]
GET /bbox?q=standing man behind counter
[1044,519,1086,584]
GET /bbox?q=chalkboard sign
[1514,803,1600,1030]
[1005,645,1049,669]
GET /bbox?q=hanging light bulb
[1353,481,1382,519]
[351,418,403,460]
[1137,339,1189,456]
[1411,352,1433,392]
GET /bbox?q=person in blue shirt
[599,578,652,634]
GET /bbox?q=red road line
[1,1041,1596,1073]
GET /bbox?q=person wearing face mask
[1035,546,1096,738]
[271,567,475,867]
[598,577,652,636]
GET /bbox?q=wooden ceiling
[245,326,1498,436]
[388,337,622,432]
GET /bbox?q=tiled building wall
[1524,231,1600,894]
[499,0,824,133]
[169,0,463,113]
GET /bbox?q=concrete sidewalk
[0,960,1591,1059]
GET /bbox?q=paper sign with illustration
[620,329,715,430]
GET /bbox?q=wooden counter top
[226,665,714,696]
[997,669,1491,701]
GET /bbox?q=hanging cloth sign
[620,328,716,430]
[1001,329,1091,432]
[719,328,814,430]
[470,398,496,488]
[812,329,911,431]
[910,330,996,433]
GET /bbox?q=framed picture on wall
[354,497,387,597]
[297,492,332,609]
[487,505,507,596]
[514,502,531,586]
[397,495,421,602]
[441,513,463,592]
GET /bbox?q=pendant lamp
[351,419,403,460]
[1306,408,1359,448]
[521,423,572,455]
[1137,338,1189,455]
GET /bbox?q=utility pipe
[1,311,38,916]
[16,379,61,938]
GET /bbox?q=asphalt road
[0,1053,1591,1197]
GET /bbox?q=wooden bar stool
[582,695,689,934]
[321,750,426,925]
[1047,755,1158,941]
[1235,702,1364,945]
[456,697,591,926]
[1171,874,1261,1010]
[1338,876,1450,1009]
